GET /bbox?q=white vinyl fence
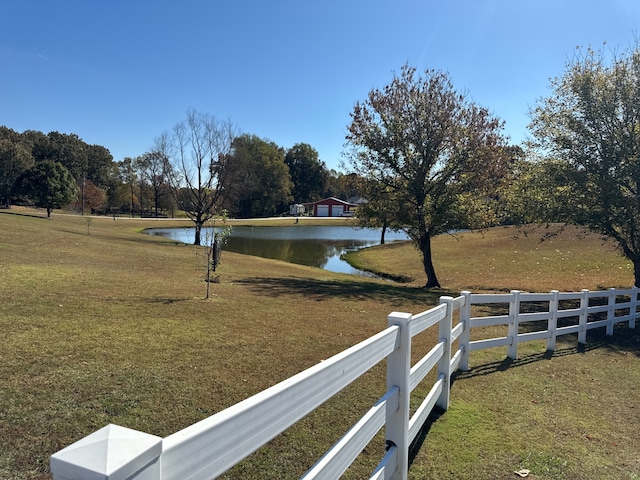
[50,287,639,480]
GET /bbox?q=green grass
[0,208,638,479]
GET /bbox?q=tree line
[3,42,640,287]
[0,123,359,223]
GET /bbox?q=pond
[147,225,410,276]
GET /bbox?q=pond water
[147,225,410,275]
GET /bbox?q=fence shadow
[407,324,639,467]
[455,325,640,382]
[408,407,446,466]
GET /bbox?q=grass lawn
[1,208,638,479]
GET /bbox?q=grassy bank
[1,209,638,479]
[344,224,632,291]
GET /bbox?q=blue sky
[1,1,639,171]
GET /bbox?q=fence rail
[50,287,639,480]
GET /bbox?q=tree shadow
[0,208,49,219]
[147,296,191,305]
[234,275,452,306]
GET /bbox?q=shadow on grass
[0,209,49,219]
[456,325,640,383]
[408,407,446,467]
[148,296,192,305]
[408,326,640,467]
[234,275,453,305]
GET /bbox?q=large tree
[0,138,33,207]
[162,109,238,245]
[15,160,78,217]
[529,44,640,287]
[345,65,510,288]
[284,143,328,203]
[222,134,292,218]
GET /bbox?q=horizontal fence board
[410,342,444,392]
[518,330,550,342]
[451,322,464,342]
[409,376,444,444]
[520,293,553,302]
[557,308,581,319]
[450,348,462,372]
[470,293,514,304]
[586,319,610,330]
[613,313,632,324]
[161,325,400,480]
[470,336,511,351]
[451,295,466,310]
[302,388,398,480]
[556,324,582,335]
[587,305,609,315]
[615,300,633,309]
[370,445,397,480]
[557,292,583,300]
[588,291,610,299]
[519,311,551,323]
[470,315,509,328]
[614,288,636,296]
[410,304,447,337]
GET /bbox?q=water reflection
[147,225,409,275]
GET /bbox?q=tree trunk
[634,259,640,288]
[130,185,135,218]
[194,221,203,246]
[419,231,440,288]
[380,220,387,245]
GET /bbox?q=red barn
[306,197,358,217]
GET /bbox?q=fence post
[437,296,454,410]
[50,424,162,480]
[578,289,589,345]
[547,290,559,352]
[459,291,472,371]
[386,312,412,480]
[631,286,638,329]
[507,290,520,359]
[606,288,616,336]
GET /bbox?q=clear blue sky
[1,1,639,171]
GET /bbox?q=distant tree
[43,132,88,184]
[118,158,138,217]
[85,144,114,189]
[70,179,106,214]
[25,131,114,214]
[529,43,640,287]
[355,176,403,244]
[223,134,292,218]
[0,138,34,207]
[136,150,170,217]
[324,171,360,200]
[15,160,78,217]
[345,65,510,288]
[500,157,572,226]
[162,109,238,245]
[285,143,328,203]
[103,161,126,216]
